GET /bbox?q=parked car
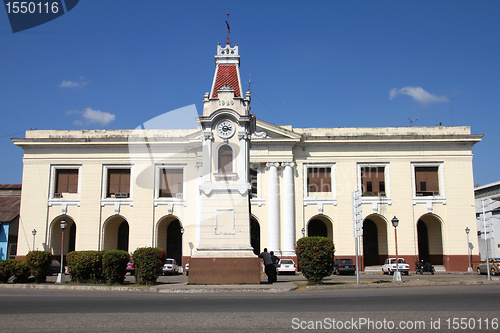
[477,258,500,275]
[162,258,179,275]
[382,258,410,275]
[276,259,296,274]
[126,260,135,275]
[333,258,356,275]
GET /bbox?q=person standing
[259,248,274,283]
[270,251,280,282]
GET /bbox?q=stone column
[282,162,296,256]
[266,162,280,254]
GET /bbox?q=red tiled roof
[0,184,21,189]
[0,195,20,222]
[211,65,241,98]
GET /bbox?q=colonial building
[12,41,482,272]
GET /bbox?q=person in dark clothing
[270,251,279,282]
[258,248,274,283]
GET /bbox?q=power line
[0,131,25,139]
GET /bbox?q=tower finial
[225,13,230,45]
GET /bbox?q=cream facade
[13,43,482,272]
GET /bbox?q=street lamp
[31,229,37,252]
[391,216,402,282]
[301,227,305,237]
[465,227,473,273]
[56,220,67,283]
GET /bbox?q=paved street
[0,281,499,332]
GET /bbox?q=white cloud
[66,107,116,126]
[59,77,88,88]
[389,86,448,105]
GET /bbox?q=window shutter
[107,169,130,196]
[56,171,68,194]
[415,167,439,194]
[56,169,78,193]
[361,167,384,195]
[119,169,131,194]
[160,169,183,197]
[160,169,170,197]
[308,167,331,193]
[108,171,120,196]
[67,170,78,193]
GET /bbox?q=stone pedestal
[188,257,261,284]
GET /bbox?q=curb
[306,279,500,290]
[0,282,298,293]
[152,283,297,293]
[0,283,151,292]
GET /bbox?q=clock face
[216,119,235,139]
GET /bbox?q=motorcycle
[415,260,435,275]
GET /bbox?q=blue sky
[1,1,499,186]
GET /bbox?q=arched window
[218,145,233,173]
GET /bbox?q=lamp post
[465,227,473,273]
[56,220,67,283]
[391,216,402,282]
[31,229,36,252]
[301,227,305,237]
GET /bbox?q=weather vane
[225,13,230,45]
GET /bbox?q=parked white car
[277,259,296,274]
[382,258,410,275]
[162,258,179,275]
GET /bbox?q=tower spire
[225,13,230,45]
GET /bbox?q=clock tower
[188,42,260,284]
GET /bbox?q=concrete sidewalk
[0,272,498,293]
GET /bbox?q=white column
[202,132,213,183]
[238,130,250,182]
[195,162,203,249]
[266,162,280,254]
[282,162,296,256]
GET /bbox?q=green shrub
[0,260,12,283]
[26,251,52,283]
[8,259,31,283]
[102,250,129,284]
[66,251,103,283]
[296,236,335,285]
[133,247,166,285]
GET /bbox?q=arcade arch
[417,214,443,265]
[307,215,333,239]
[103,215,129,252]
[362,214,388,266]
[50,215,76,255]
[157,215,183,266]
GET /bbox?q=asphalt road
[0,284,499,332]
